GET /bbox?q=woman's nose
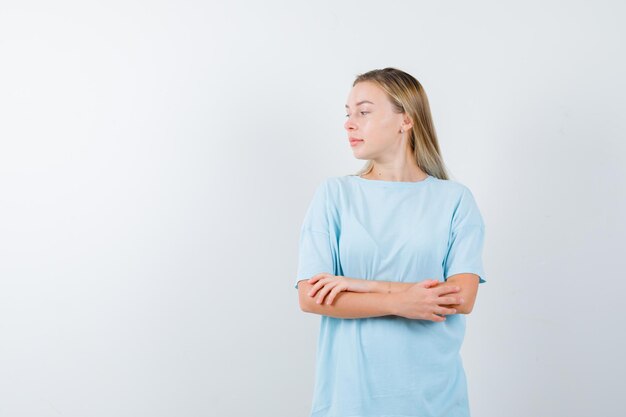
[344,117,356,131]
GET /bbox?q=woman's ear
[401,114,414,132]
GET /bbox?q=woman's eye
[345,112,369,118]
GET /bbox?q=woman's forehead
[346,82,387,108]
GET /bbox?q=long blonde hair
[352,67,449,180]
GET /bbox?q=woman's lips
[349,138,364,146]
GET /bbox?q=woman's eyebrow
[345,100,374,109]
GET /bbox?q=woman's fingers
[318,282,348,305]
[418,279,439,288]
[434,285,461,296]
[430,314,446,322]
[439,296,464,305]
[434,306,457,316]
[326,287,344,305]
[307,284,319,297]
[308,272,333,284]
[316,282,337,304]
[308,277,331,297]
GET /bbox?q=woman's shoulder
[432,176,472,194]
[314,175,352,190]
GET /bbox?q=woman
[294,67,487,417]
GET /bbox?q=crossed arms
[296,273,480,319]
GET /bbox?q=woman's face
[344,81,408,160]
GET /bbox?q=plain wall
[1,0,624,416]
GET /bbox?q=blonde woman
[295,67,487,417]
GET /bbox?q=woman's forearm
[367,279,414,294]
[298,281,396,319]
[368,278,465,312]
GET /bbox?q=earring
[400,129,404,133]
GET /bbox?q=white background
[1,1,624,416]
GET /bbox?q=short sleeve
[443,187,487,284]
[294,180,335,289]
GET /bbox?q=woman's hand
[392,279,464,322]
[307,273,371,305]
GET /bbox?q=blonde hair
[352,67,450,180]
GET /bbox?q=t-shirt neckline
[350,174,434,187]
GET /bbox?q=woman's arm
[368,274,479,314]
[298,278,462,320]
[438,274,479,314]
[297,280,395,319]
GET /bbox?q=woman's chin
[351,153,368,160]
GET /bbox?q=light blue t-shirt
[294,174,487,417]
